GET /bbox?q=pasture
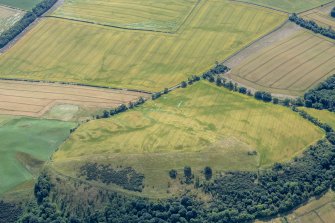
[0,80,148,119]
[52,81,323,197]
[52,0,199,32]
[302,3,335,29]
[0,0,42,10]
[0,116,75,195]
[0,0,286,92]
[227,30,335,96]
[0,5,23,34]
[235,0,333,13]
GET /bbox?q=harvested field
[0,80,149,117]
[0,5,23,34]
[302,3,335,29]
[52,0,199,32]
[0,0,286,92]
[226,30,335,96]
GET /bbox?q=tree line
[0,0,57,48]
[289,13,335,40]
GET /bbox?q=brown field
[226,29,335,96]
[0,80,149,117]
[302,3,335,29]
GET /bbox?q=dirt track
[0,80,149,117]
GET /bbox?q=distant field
[302,3,335,29]
[0,116,75,195]
[227,30,335,96]
[0,0,286,92]
[0,5,23,34]
[236,0,333,13]
[53,0,199,32]
[0,0,42,10]
[301,107,335,129]
[0,80,148,118]
[52,81,323,197]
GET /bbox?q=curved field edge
[0,116,76,195]
[0,0,287,92]
[51,81,324,197]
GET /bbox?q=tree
[169,169,177,179]
[283,98,291,107]
[272,98,279,104]
[164,88,169,94]
[102,110,110,118]
[331,7,335,18]
[181,81,187,88]
[184,166,192,178]
[239,87,247,94]
[204,166,212,180]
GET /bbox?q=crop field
[0,0,286,92]
[52,81,323,197]
[227,30,335,96]
[0,0,42,10]
[0,116,76,195]
[302,3,335,29]
[0,5,23,34]
[52,0,199,32]
[235,0,333,13]
[0,80,148,118]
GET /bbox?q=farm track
[0,80,149,117]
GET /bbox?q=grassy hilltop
[53,81,323,197]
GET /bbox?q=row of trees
[0,0,57,48]
[289,14,335,40]
[304,74,335,111]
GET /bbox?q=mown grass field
[0,116,76,195]
[301,107,335,129]
[302,3,335,29]
[236,0,333,13]
[0,5,23,34]
[53,0,199,32]
[0,0,41,10]
[52,81,323,197]
[227,30,335,96]
[0,0,286,92]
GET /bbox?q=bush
[184,166,192,179]
[169,169,177,179]
[204,167,212,180]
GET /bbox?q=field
[226,29,335,96]
[0,0,42,10]
[257,191,335,223]
[0,0,286,92]
[52,0,199,32]
[0,80,148,118]
[0,5,23,34]
[0,116,76,195]
[52,81,323,197]
[302,3,335,29]
[301,107,335,129]
[235,0,333,13]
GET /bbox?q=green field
[236,0,333,13]
[52,81,323,197]
[0,5,23,34]
[53,0,199,32]
[0,0,286,92]
[301,107,335,129]
[0,0,42,10]
[0,116,76,195]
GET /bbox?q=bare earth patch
[0,80,149,117]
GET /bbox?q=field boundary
[0,77,153,94]
[229,0,289,13]
[45,0,203,35]
[0,3,26,12]
[222,19,289,64]
[298,0,335,14]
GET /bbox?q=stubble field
[0,5,23,34]
[0,80,148,118]
[227,30,335,96]
[0,0,286,92]
[301,3,335,29]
